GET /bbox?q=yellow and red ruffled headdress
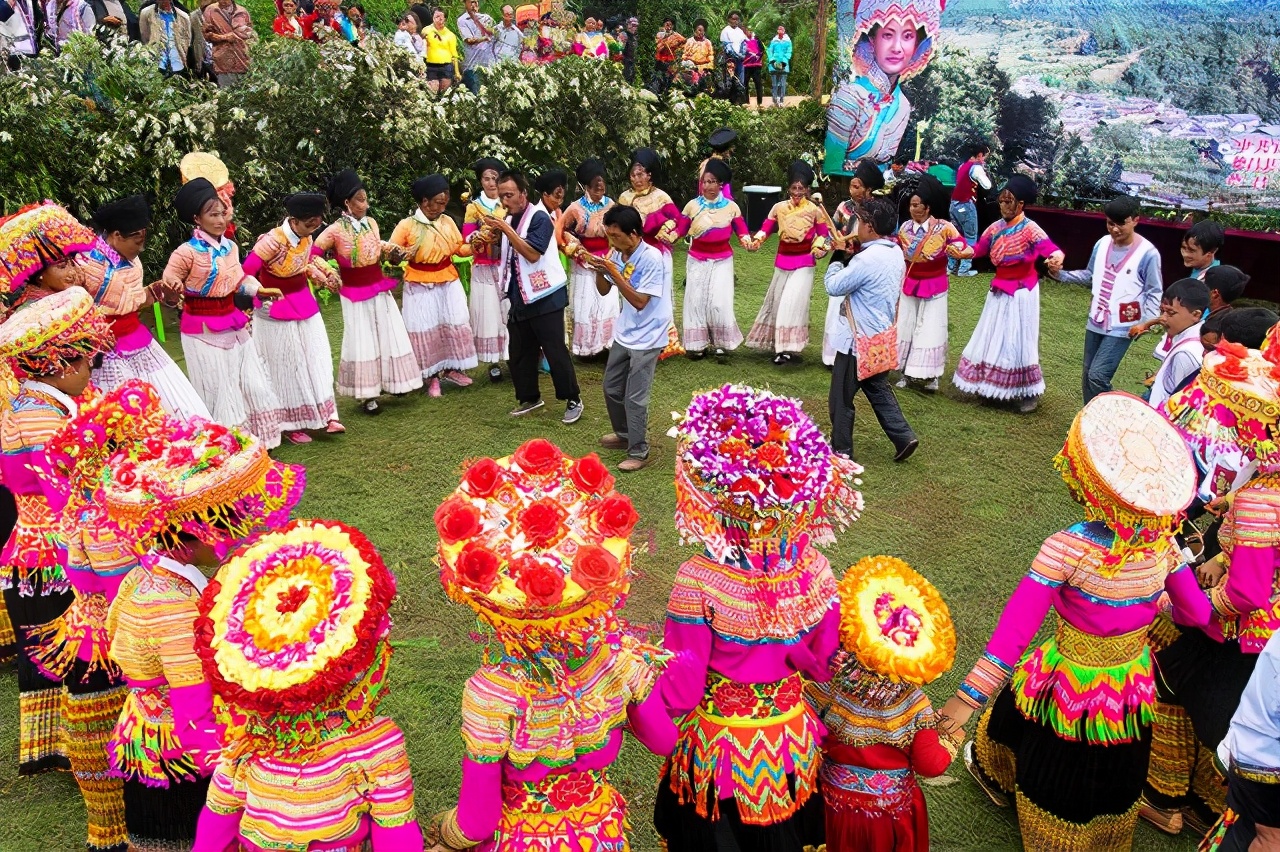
[1165,341,1280,477]
[672,384,863,561]
[0,287,114,378]
[838,555,955,685]
[0,202,97,302]
[194,519,395,754]
[1056,391,1196,567]
[435,438,638,657]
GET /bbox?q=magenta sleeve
[370,821,425,852]
[240,252,264,277]
[1037,238,1061,259]
[972,230,994,259]
[1166,564,1213,628]
[1222,545,1279,618]
[659,623,712,717]
[981,574,1057,670]
[31,451,68,517]
[462,222,478,239]
[759,218,777,237]
[732,216,749,237]
[786,604,840,682]
[815,221,831,239]
[626,686,679,756]
[309,243,326,258]
[454,757,504,844]
[192,808,240,852]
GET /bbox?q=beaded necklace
[579,195,612,215]
[696,194,729,212]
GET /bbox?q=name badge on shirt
[528,270,551,292]
[1119,301,1140,323]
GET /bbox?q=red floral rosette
[435,439,637,651]
[194,519,396,721]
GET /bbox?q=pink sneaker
[287,431,312,444]
[427,378,442,398]
[442,369,473,388]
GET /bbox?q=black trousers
[745,66,764,104]
[829,351,916,459]
[1215,773,1280,851]
[508,308,580,405]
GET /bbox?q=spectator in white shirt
[493,4,520,61]
[719,10,746,84]
[0,0,41,62]
[394,11,423,55]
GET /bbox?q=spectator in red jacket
[272,0,313,38]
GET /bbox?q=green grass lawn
[0,245,1198,851]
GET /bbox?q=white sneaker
[562,400,584,424]
[1017,396,1040,413]
[894,377,908,389]
[923,378,939,392]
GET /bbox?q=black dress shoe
[894,438,919,462]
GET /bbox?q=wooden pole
[811,0,828,100]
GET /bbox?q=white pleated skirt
[181,331,283,449]
[338,292,424,400]
[252,310,338,431]
[683,255,742,353]
[746,266,815,354]
[469,263,508,364]
[570,263,619,356]
[953,286,1044,400]
[93,339,210,421]
[402,280,479,377]
[897,292,949,380]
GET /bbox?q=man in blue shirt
[586,205,671,471]
[487,170,583,423]
[824,198,919,462]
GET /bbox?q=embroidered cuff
[957,653,1013,709]
[1211,584,1241,618]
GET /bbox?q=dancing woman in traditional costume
[77,194,209,420]
[654,384,862,851]
[951,175,1064,412]
[806,555,958,852]
[462,158,511,376]
[895,174,971,391]
[672,158,751,359]
[192,520,422,852]
[0,289,124,849]
[746,161,831,364]
[46,381,304,852]
[241,192,345,443]
[390,175,479,398]
[1142,340,1280,834]
[164,178,285,449]
[314,169,422,414]
[427,438,677,851]
[556,157,619,357]
[617,148,683,358]
[938,392,1212,851]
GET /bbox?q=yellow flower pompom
[837,555,956,685]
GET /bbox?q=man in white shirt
[719,10,746,85]
[588,204,671,472]
[456,0,493,93]
[1148,278,1209,410]
[493,3,520,62]
[1213,631,1280,851]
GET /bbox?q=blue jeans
[949,200,978,274]
[1082,328,1132,403]
[461,67,480,94]
[771,71,787,103]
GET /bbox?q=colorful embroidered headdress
[837,555,955,685]
[850,0,943,87]
[92,413,304,555]
[1055,391,1196,564]
[0,202,97,301]
[435,439,638,657]
[672,384,863,561]
[194,519,396,754]
[1165,342,1280,477]
[0,287,114,378]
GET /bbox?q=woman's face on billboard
[872,22,917,77]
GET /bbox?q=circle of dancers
[0,138,1277,852]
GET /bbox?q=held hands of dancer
[257,287,284,300]
[1128,318,1163,339]
[1197,554,1227,589]
[811,237,830,259]
[937,695,976,740]
[383,243,409,264]
[1044,250,1065,275]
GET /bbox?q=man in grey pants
[584,205,671,472]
